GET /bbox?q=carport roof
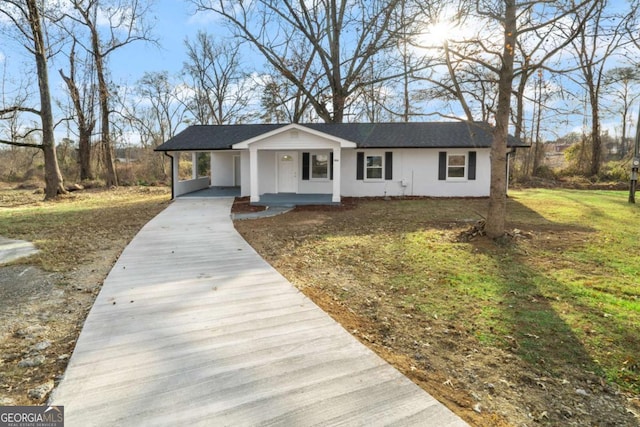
[155,122,528,151]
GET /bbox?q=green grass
[289,189,640,392]
[0,187,170,271]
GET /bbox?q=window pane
[367,167,383,179]
[448,166,465,178]
[365,155,383,179]
[367,156,382,167]
[312,154,328,179]
[448,155,465,166]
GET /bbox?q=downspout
[164,152,175,200]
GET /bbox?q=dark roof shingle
[155,122,527,151]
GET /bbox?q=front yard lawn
[235,189,640,426]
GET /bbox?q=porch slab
[180,186,241,198]
[253,193,337,206]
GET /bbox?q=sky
[0,0,239,142]
[0,1,637,143]
[93,1,220,84]
[0,1,225,99]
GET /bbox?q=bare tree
[58,39,97,180]
[603,67,640,158]
[259,72,312,123]
[190,0,415,123]
[134,72,187,145]
[63,0,156,187]
[183,32,254,125]
[427,0,595,237]
[0,0,66,199]
[568,0,637,176]
[512,25,572,142]
[257,41,320,124]
[118,71,188,179]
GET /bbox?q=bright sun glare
[419,21,456,48]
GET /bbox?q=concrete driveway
[49,198,468,426]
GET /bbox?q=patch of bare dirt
[231,197,267,213]
[234,202,640,427]
[0,256,118,405]
[0,187,170,405]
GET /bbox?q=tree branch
[0,138,43,149]
[0,106,41,116]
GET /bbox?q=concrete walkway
[0,236,38,264]
[50,198,468,426]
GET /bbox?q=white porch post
[191,152,198,179]
[250,147,259,202]
[210,151,214,184]
[332,147,341,203]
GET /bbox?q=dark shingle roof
[155,122,527,151]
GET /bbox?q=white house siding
[340,148,491,198]
[298,178,333,194]
[253,149,334,195]
[240,128,345,198]
[211,151,236,187]
[257,150,277,194]
[231,127,492,199]
[236,147,491,199]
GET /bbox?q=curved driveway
[50,198,468,426]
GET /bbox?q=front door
[277,151,298,193]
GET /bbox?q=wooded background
[1,1,638,195]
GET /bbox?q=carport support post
[332,147,341,203]
[250,146,259,203]
[192,152,198,179]
[172,153,180,199]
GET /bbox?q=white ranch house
[155,122,528,203]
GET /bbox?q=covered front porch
[232,124,357,204]
[166,124,356,205]
[178,186,335,207]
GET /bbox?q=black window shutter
[438,152,447,180]
[356,152,364,180]
[385,152,393,180]
[468,151,476,180]
[330,151,334,180]
[302,152,310,180]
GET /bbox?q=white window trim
[310,151,330,181]
[446,153,467,181]
[365,152,385,182]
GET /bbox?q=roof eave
[232,123,357,149]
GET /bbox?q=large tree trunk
[78,128,92,180]
[97,65,118,186]
[59,66,94,181]
[485,0,517,239]
[27,0,66,200]
[90,25,118,187]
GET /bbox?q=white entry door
[277,151,298,193]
